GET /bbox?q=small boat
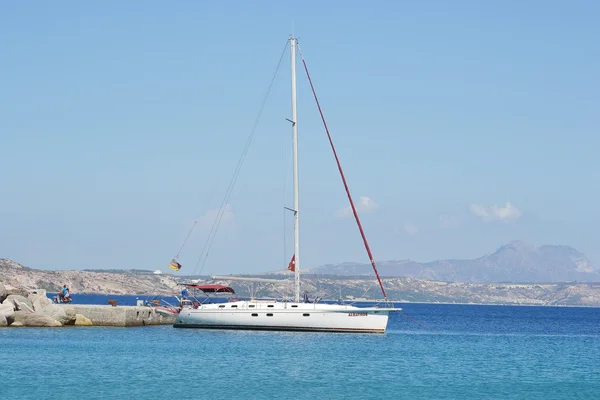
[141,296,182,317]
[154,305,180,317]
[172,36,399,333]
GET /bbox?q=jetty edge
[0,283,175,327]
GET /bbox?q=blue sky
[1,1,598,274]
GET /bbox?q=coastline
[2,257,600,308]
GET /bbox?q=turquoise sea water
[1,302,599,399]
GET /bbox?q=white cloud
[358,196,378,212]
[470,201,521,222]
[403,223,418,234]
[438,214,461,228]
[335,196,378,219]
[199,204,234,227]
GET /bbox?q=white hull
[174,300,397,333]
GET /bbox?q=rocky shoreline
[1,281,176,327]
[0,283,93,327]
[2,258,600,307]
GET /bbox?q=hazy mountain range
[306,241,599,283]
[3,254,600,306]
[3,240,600,306]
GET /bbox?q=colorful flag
[169,259,182,271]
[287,254,295,272]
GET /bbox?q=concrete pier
[62,304,176,327]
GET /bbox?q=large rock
[0,315,7,327]
[39,304,68,325]
[4,295,34,313]
[64,307,77,325]
[74,314,93,326]
[6,287,29,297]
[29,290,52,311]
[0,282,7,304]
[0,302,15,319]
[13,311,62,327]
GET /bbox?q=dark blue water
[1,300,598,399]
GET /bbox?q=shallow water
[1,303,599,399]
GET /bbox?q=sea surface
[1,296,599,399]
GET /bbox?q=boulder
[0,282,7,304]
[0,302,15,320]
[39,304,68,325]
[6,287,29,297]
[10,321,24,327]
[63,307,77,325]
[13,310,62,327]
[29,290,52,311]
[74,314,93,326]
[4,295,34,313]
[0,315,7,327]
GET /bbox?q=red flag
[287,254,295,272]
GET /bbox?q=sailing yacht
[173,37,399,333]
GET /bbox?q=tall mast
[290,37,300,303]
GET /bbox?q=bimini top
[186,284,235,294]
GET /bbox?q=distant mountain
[308,241,600,283]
